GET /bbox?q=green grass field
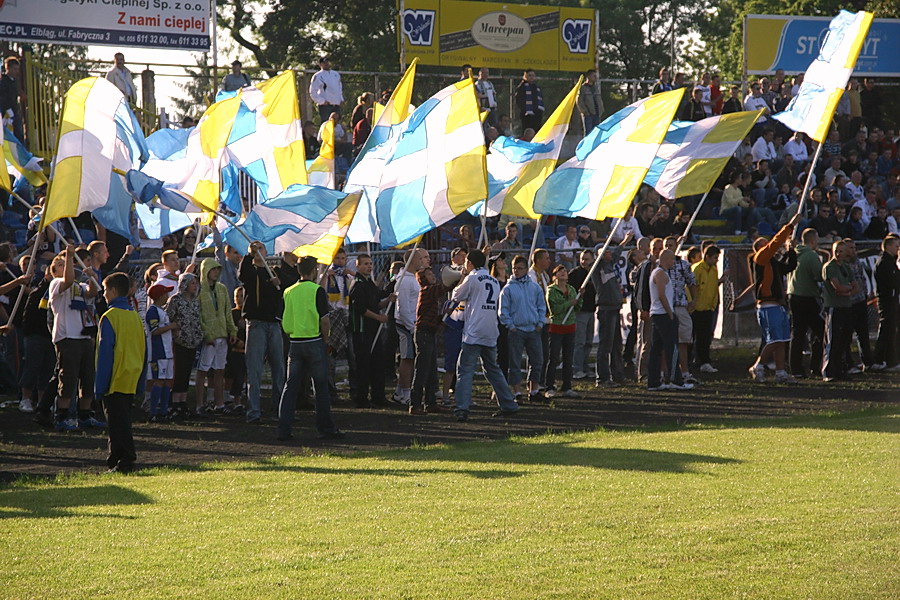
[2,409,898,599]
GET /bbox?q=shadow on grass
[0,484,153,519]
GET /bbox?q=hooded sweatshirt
[498,275,545,332]
[198,258,237,343]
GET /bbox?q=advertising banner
[745,14,900,76]
[400,0,596,72]
[0,0,211,51]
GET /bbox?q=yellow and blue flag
[141,91,241,213]
[3,126,47,188]
[534,88,683,221]
[223,70,308,199]
[773,10,873,143]
[347,72,486,247]
[345,60,417,244]
[478,77,583,219]
[644,110,763,199]
[44,77,148,241]
[222,185,361,265]
[307,118,335,189]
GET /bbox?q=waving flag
[43,77,147,241]
[348,75,486,247]
[225,70,308,199]
[345,60,417,243]
[3,126,47,188]
[774,10,873,142]
[222,185,361,264]
[307,118,336,189]
[480,77,582,219]
[141,92,241,213]
[534,88,683,221]
[644,110,763,199]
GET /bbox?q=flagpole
[675,191,710,254]
[370,237,419,353]
[212,209,281,290]
[190,218,202,265]
[10,191,100,288]
[562,217,623,324]
[67,218,85,246]
[1,228,42,330]
[793,141,823,240]
[528,216,543,264]
[477,212,487,248]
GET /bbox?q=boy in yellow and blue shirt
[96,272,147,473]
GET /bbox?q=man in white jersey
[647,250,693,391]
[450,250,521,422]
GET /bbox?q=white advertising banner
[0,0,210,51]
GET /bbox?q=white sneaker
[683,373,699,385]
[765,361,776,371]
[867,362,886,372]
[886,364,900,372]
[699,363,718,374]
[544,389,557,398]
[660,383,674,390]
[561,389,580,398]
[775,373,798,384]
[749,365,765,382]
[670,382,694,390]
[848,366,863,375]
[573,371,587,380]
[19,398,34,413]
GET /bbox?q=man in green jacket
[787,228,824,377]
[196,258,237,415]
[821,240,856,381]
[278,256,344,441]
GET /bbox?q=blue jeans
[246,320,285,421]
[455,342,518,415]
[506,328,543,386]
[573,312,595,374]
[278,339,337,437]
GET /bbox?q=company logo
[562,18,592,54]
[403,9,436,47]
[471,11,531,53]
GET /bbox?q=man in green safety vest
[277,255,345,441]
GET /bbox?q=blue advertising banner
[745,15,900,77]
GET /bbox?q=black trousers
[410,328,438,409]
[520,111,543,133]
[845,301,873,367]
[691,309,715,366]
[101,393,136,471]
[789,295,824,376]
[874,296,897,366]
[823,307,853,379]
[539,326,551,387]
[351,330,386,406]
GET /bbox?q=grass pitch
[1,409,898,599]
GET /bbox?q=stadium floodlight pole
[211,0,218,102]
[371,237,420,353]
[792,140,824,241]
[675,190,711,254]
[561,216,623,324]
[211,208,281,290]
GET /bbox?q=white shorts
[198,338,228,371]
[149,358,174,381]
[675,306,693,344]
